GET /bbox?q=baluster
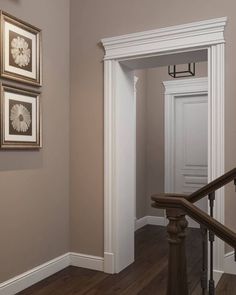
[200,225,208,295]
[208,192,215,295]
[166,208,189,295]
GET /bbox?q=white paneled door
[164,78,208,228]
[175,94,208,227]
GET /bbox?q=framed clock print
[0,11,42,86]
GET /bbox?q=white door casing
[164,78,208,228]
[102,17,226,280]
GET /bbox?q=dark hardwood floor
[216,274,236,295]
[17,225,219,295]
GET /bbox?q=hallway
[18,225,203,294]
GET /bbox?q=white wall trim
[224,251,236,275]
[70,253,104,271]
[163,77,208,95]
[0,253,104,295]
[0,254,70,295]
[101,17,227,60]
[135,215,200,231]
[135,216,166,231]
[102,17,227,276]
[135,216,148,231]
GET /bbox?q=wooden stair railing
[151,168,236,295]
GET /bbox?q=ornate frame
[0,11,42,86]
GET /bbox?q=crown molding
[101,17,227,60]
[163,77,208,94]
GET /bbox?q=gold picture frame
[0,84,42,149]
[0,11,42,86]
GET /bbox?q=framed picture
[0,84,42,149]
[0,11,42,86]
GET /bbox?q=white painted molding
[102,17,226,275]
[208,43,225,280]
[135,215,200,231]
[135,216,165,230]
[0,254,70,295]
[101,17,227,60]
[214,270,224,287]
[163,77,208,94]
[135,216,148,231]
[0,253,104,295]
[70,253,104,272]
[224,251,236,275]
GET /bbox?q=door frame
[101,17,227,281]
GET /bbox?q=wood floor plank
[18,225,203,295]
[216,274,236,295]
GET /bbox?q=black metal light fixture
[168,63,195,78]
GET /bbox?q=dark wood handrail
[152,169,236,295]
[151,194,236,248]
[187,167,236,203]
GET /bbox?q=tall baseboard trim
[135,216,165,231]
[224,251,236,275]
[135,215,200,231]
[104,252,115,274]
[70,252,104,272]
[0,253,70,295]
[214,269,224,286]
[0,252,104,295]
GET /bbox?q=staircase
[152,168,236,295]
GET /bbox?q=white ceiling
[120,49,207,70]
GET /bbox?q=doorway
[101,17,226,283]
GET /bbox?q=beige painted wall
[0,0,70,283]
[136,70,147,219]
[70,0,236,257]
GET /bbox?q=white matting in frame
[4,90,37,142]
[1,11,42,86]
[4,21,37,80]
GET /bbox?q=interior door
[174,94,208,227]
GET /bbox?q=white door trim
[101,17,227,279]
[164,77,208,194]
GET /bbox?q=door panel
[174,94,208,227]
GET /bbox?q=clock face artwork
[9,99,32,136]
[9,30,32,72]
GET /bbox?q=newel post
[166,208,189,295]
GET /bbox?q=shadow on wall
[0,150,43,171]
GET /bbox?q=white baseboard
[104,252,115,274]
[0,252,104,295]
[135,216,148,230]
[70,252,104,271]
[135,215,200,231]
[135,215,165,231]
[224,251,236,275]
[214,269,224,286]
[0,253,70,295]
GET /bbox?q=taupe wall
[0,0,70,283]
[70,0,236,257]
[136,70,147,219]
